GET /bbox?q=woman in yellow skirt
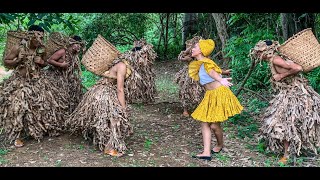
[189,39,243,161]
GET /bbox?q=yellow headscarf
[199,39,215,56]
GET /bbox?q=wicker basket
[2,30,27,62]
[45,32,68,59]
[278,28,320,72]
[81,34,120,76]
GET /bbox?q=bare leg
[279,140,289,163]
[210,123,223,152]
[196,122,211,156]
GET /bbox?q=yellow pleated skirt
[191,86,243,123]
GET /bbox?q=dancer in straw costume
[0,25,63,147]
[42,34,86,125]
[66,39,157,157]
[250,40,320,163]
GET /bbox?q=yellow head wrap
[199,39,215,56]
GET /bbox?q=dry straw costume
[66,39,157,157]
[174,36,205,117]
[0,25,63,147]
[43,34,86,122]
[124,39,157,104]
[188,39,243,161]
[250,40,320,163]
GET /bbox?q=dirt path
[1,61,319,167]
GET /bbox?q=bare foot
[104,149,124,157]
[14,139,24,148]
[182,111,189,117]
[279,156,288,164]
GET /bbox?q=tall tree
[280,13,315,40]
[182,13,197,48]
[212,13,230,68]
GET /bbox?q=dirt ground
[1,60,320,167]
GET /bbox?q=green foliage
[0,148,8,156]
[0,148,8,165]
[214,154,230,163]
[225,13,279,89]
[141,13,184,61]
[224,27,275,90]
[155,74,178,96]
[246,98,269,114]
[229,111,259,139]
[256,139,267,153]
[55,159,62,167]
[144,138,153,151]
[132,103,145,112]
[305,67,320,93]
[0,13,77,33]
[82,13,150,50]
[81,70,100,89]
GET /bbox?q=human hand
[220,78,233,87]
[223,69,232,76]
[61,61,69,68]
[34,56,43,64]
[181,55,193,61]
[17,52,26,61]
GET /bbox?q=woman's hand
[219,78,233,87]
[60,61,69,69]
[223,69,232,76]
[34,56,43,64]
[17,52,26,61]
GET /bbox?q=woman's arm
[4,45,22,67]
[208,69,233,87]
[47,49,69,69]
[116,63,127,109]
[272,56,303,81]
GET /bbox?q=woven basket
[2,30,27,62]
[81,34,120,76]
[278,28,320,72]
[45,32,68,59]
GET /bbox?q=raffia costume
[189,39,243,123]
[42,37,85,119]
[0,31,64,143]
[174,36,205,111]
[251,40,320,156]
[66,40,155,153]
[123,39,157,104]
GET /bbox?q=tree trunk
[157,14,165,56]
[281,13,316,40]
[164,13,170,59]
[212,13,230,68]
[182,13,197,49]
